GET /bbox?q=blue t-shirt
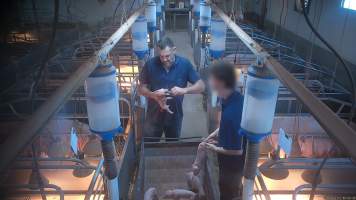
[139,55,200,122]
[218,91,245,150]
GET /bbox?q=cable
[112,0,125,22]
[283,0,288,27]
[31,144,47,200]
[300,1,354,199]
[31,0,41,41]
[279,0,285,29]
[300,3,354,200]
[300,0,355,124]
[31,0,59,111]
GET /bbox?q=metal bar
[211,3,356,159]
[85,159,104,200]
[31,144,47,200]
[2,190,103,195]
[256,170,271,200]
[0,184,65,200]
[11,164,97,170]
[0,6,146,173]
[293,184,356,200]
[16,157,92,166]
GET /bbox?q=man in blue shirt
[139,37,205,141]
[192,61,245,199]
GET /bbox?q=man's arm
[138,83,156,100]
[171,79,205,96]
[186,79,205,94]
[171,60,205,96]
[204,128,219,142]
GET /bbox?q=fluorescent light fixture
[342,0,356,11]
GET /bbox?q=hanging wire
[282,0,288,27]
[31,144,47,200]
[31,0,60,112]
[331,4,350,89]
[301,0,355,124]
[112,0,125,21]
[31,0,41,41]
[279,0,285,30]
[300,1,355,200]
[304,0,322,85]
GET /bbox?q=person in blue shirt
[139,37,205,142]
[192,61,246,200]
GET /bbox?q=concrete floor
[165,31,209,139]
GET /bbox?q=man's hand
[151,88,174,114]
[151,88,168,101]
[204,143,219,152]
[171,86,187,96]
[204,138,218,144]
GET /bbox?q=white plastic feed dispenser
[199,1,211,33]
[240,65,279,140]
[156,1,162,17]
[132,16,148,59]
[160,0,165,9]
[193,0,200,17]
[210,17,226,59]
[85,62,121,137]
[145,1,157,33]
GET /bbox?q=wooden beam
[211,4,356,159]
[0,6,146,173]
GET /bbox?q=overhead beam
[211,4,356,158]
[0,6,146,173]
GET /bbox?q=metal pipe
[100,140,117,180]
[31,144,47,200]
[242,142,260,200]
[85,159,104,200]
[0,184,65,200]
[0,6,146,173]
[106,178,120,200]
[15,157,92,167]
[256,170,271,200]
[292,184,356,200]
[11,165,97,170]
[259,158,356,170]
[211,3,356,159]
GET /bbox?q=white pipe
[242,177,254,200]
[107,178,120,200]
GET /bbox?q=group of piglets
[144,172,205,200]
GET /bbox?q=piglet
[144,187,159,200]
[158,96,174,114]
[192,142,208,175]
[186,172,205,198]
[163,189,197,200]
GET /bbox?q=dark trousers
[143,113,183,142]
[218,153,244,200]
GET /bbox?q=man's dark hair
[210,61,236,89]
[157,37,175,49]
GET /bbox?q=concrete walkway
[165,31,208,138]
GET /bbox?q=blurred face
[209,75,226,97]
[158,46,176,68]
